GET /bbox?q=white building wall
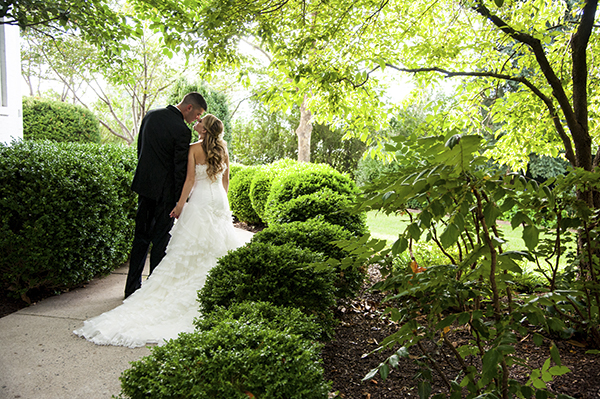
[0,22,23,144]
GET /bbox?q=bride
[74,114,248,348]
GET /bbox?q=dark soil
[321,266,600,399]
[2,221,599,398]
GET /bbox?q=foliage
[310,122,367,177]
[264,188,368,237]
[2,0,138,53]
[528,154,571,182]
[21,27,182,146]
[194,300,323,341]
[0,140,137,302]
[248,158,299,220]
[251,218,365,297]
[230,101,298,165]
[118,319,330,399]
[131,0,600,203]
[266,162,357,208]
[22,97,102,143]
[198,242,336,338]
[228,162,245,181]
[228,165,262,224]
[166,79,233,144]
[331,132,597,398]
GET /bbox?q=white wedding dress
[74,163,248,348]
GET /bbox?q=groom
[124,92,207,298]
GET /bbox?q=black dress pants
[124,195,175,298]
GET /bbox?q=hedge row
[119,214,369,398]
[23,97,102,144]
[229,159,368,236]
[0,140,136,302]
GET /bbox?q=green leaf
[549,342,561,366]
[436,314,458,330]
[440,223,459,248]
[418,381,432,399]
[532,333,544,346]
[522,225,539,251]
[494,0,504,7]
[391,236,409,255]
[380,363,390,380]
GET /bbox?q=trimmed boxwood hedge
[251,219,366,297]
[23,97,102,144]
[118,317,330,399]
[265,162,357,211]
[199,241,336,338]
[264,188,368,236]
[194,300,323,341]
[0,140,136,301]
[228,165,262,224]
[248,158,300,221]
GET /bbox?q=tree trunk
[296,95,312,163]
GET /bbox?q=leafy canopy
[130,0,599,173]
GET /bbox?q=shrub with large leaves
[0,140,136,301]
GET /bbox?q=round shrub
[194,300,323,341]
[0,140,136,301]
[228,165,262,224]
[228,162,245,182]
[264,188,369,236]
[251,219,366,297]
[249,158,299,220]
[23,97,102,143]
[199,242,336,338]
[119,321,330,399]
[265,162,357,212]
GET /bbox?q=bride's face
[194,118,207,140]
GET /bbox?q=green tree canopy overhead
[131,0,599,204]
[2,0,140,53]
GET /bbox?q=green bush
[194,300,323,341]
[264,188,368,236]
[199,242,336,338]
[228,165,262,224]
[251,219,366,297]
[249,158,299,220]
[23,97,102,143]
[119,320,330,399]
[0,140,136,301]
[266,162,357,209]
[228,162,245,182]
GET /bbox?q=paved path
[0,228,254,399]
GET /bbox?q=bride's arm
[222,148,230,193]
[170,147,196,219]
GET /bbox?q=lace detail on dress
[73,161,246,348]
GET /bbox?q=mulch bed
[321,266,600,399]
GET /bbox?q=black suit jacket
[131,105,191,203]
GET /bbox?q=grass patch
[366,210,574,275]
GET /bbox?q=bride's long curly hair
[200,114,227,182]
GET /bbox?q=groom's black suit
[125,105,191,298]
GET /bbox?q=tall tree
[132,0,599,204]
[21,27,184,145]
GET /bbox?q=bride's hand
[170,203,183,219]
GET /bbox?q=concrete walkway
[0,228,254,399]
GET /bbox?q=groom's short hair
[181,92,207,112]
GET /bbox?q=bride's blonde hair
[201,114,227,181]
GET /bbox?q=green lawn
[366,210,572,273]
